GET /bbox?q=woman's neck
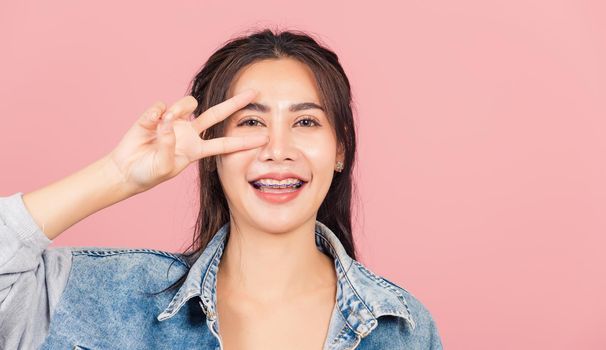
[216,217,337,304]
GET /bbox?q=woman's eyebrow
[238,102,324,113]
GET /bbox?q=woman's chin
[247,216,307,234]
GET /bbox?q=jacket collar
[156,220,415,335]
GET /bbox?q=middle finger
[162,95,199,123]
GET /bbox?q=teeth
[254,178,302,186]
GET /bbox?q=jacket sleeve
[0,192,73,350]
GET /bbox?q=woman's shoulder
[379,273,438,324]
[58,245,190,283]
[68,245,188,265]
[350,259,442,344]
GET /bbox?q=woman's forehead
[229,58,321,100]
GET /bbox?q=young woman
[0,29,442,349]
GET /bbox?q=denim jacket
[0,192,443,349]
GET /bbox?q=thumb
[155,114,176,174]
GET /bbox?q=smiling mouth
[249,180,307,193]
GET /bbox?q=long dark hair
[150,27,359,296]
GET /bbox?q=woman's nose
[258,124,297,162]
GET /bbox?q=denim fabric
[1,192,443,349]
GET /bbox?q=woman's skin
[215,57,344,349]
[20,57,343,349]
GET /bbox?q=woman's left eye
[295,117,320,127]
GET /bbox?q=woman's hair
[149,27,359,296]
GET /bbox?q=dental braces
[255,182,303,188]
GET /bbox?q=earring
[335,161,344,172]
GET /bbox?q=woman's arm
[22,154,136,241]
[19,89,269,244]
[20,89,266,242]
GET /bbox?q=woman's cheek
[302,139,336,166]
[217,153,247,188]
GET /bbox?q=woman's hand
[107,89,267,195]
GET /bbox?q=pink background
[1,0,605,348]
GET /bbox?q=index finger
[198,134,269,158]
[191,89,258,133]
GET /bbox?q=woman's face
[217,57,344,234]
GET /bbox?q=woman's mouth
[248,179,308,203]
[249,179,306,193]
